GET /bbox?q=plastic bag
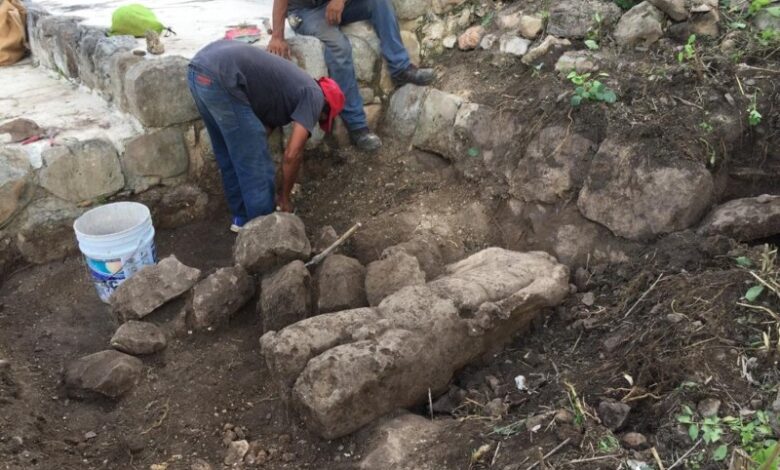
[110,4,165,37]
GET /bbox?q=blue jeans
[291,0,410,130]
[187,65,276,221]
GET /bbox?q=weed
[564,381,587,426]
[567,72,617,106]
[587,12,603,42]
[677,34,697,63]
[749,0,780,15]
[699,121,713,133]
[597,435,620,453]
[748,93,763,126]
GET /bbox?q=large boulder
[288,35,328,79]
[111,255,201,321]
[123,56,199,127]
[511,126,596,203]
[139,184,210,229]
[261,248,569,438]
[392,0,431,19]
[365,251,426,306]
[15,197,84,264]
[578,136,714,241]
[64,350,143,399]
[317,254,368,313]
[648,0,688,21]
[189,266,255,330]
[122,127,189,192]
[234,213,311,274]
[110,320,167,355]
[39,139,124,203]
[698,195,780,241]
[411,88,464,157]
[614,1,665,46]
[385,85,427,139]
[260,260,312,332]
[0,147,32,226]
[547,0,622,38]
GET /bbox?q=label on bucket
[86,243,157,303]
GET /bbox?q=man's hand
[267,36,290,59]
[326,0,345,25]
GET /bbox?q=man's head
[317,77,345,133]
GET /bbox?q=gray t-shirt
[288,0,327,11]
[190,40,324,133]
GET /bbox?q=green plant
[748,93,763,127]
[677,34,697,63]
[749,0,780,15]
[587,13,603,42]
[597,435,620,453]
[699,121,713,133]
[567,72,617,106]
[584,39,599,50]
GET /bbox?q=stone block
[123,56,199,127]
[698,195,780,242]
[347,34,379,84]
[548,0,622,38]
[411,88,463,156]
[64,350,143,399]
[260,260,312,332]
[365,251,426,306]
[614,1,665,46]
[0,147,32,226]
[39,139,124,203]
[393,0,432,20]
[317,254,367,313]
[288,35,328,79]
[233,212,311,274]
[190,266,255,330]
[110,320,167,355]
[122,127,189,191]
[385,84,427,139]
[15,197,84,264]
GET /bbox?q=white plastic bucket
[73,202,158,303]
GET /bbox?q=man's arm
[278,122,309,212]
[268,0,290,58]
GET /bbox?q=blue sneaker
[230,216,247,233]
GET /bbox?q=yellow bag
[0,0,28,66]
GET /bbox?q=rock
[261,248,570,438]
[527,410,557,431]
[581,292,595,306]
[0,147,32,226]
[382,237,444,279]
[614,1,665,47]
[110,321,167,355]
[123,56,198,127]
[648,0,688,21]
[64,350,143,399]
[122,128,189,192]
[313,225,339,253]
[359,413,452,470]
[0,118,42,142]
[317,255,367,313]
[697,398,721,418]
[39,139,124,203]
[554,50,599,75]
[499,34,531,56]
[458,25,484,50]
[598,400,631,430]
[189,266,255,331]
[90,35,137,97]
[224,440,249,466]
[260,260,312,332]
[697,195,780,242]
[400,30,421,64]
[347,34,379,83]
[411,88,463,156]
[689,0,720,36]
[385,84,427,139]
[578,136,714,241]
[548,0,622,38]
[233,212,311,275]
[392,0,431,20]
[522,35,572,65]
[754,8,780,31]
[496,8,523,30]
[108,51,144,108]
[153,184,209,229]
[190,459,212,470]
[555,409,575,424]
[511,126,596,203]
[518,15,544,39]
[479,33,497,50]
[365,251,426,306]
[443,35,457,48]
[622,432,649,450]
[111,256,201,321]
[15,197,84,264]
[486,398,508,417]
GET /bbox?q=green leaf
[745,284,765,302]
[713,444,728,461]
[689,423,700,441]
[678,415,693,424]
[602,90,617,103]
[766,5,780,16]
[687,34,697,45]
[467,147,479,158]
[683,405,694,415]
[735,256,753,267]
[731,21,748,29]
[571,95,583,107]
[584,39,599,50]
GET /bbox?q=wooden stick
[667,439,702,470]
[305,222,362,267]
[651,446,666,470]
[563,454,620,465]
[526,438,571,470]
[623,273,665,318]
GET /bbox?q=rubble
[64,350,143,399]
[111,255,201,321]
[317,255,368,313]
[110,320,167,355]
[260,260,312,332]
[234,213,311,274]
[190,266,255,331]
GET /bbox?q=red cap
[317,77,345,133]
